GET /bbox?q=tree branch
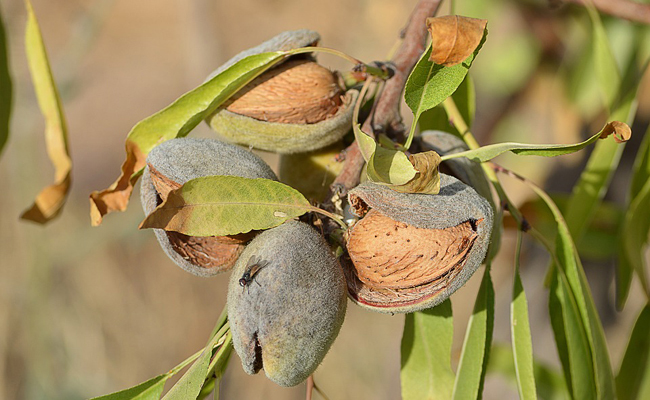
[329,0,443,197]
[556,0,650,25]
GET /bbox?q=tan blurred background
[0,0,649,399]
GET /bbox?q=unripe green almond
[344,174,493,313]
[227,221,347,387]
[205,29,358,154]
[141,138,277,277]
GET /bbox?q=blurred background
[0,0,649,399]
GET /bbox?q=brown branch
[557,0,650,25]
[329,0,443,196]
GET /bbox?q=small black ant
[239,256,269,292]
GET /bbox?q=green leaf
[487,345,569,400]
[511,231,537,400]
[90,375,169,400]
[530,185,615,399]
[162,347,212,400]
[140,176,312,237]
[618,126,650,307]
[404,33,485,148]
[89,50,285,226]
[401,300,455,400]
[616,304,650,400]
[366,145,417,186]
[417,75,475,137]
[549,267,595,399]
[440,122,625,163]
[585,4,621,111]
[20,0,72,224]
[453,267,494,399]
[0,4,11,156]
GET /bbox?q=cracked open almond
[344,174,493,313]
[205,29,358,154]
[140,138,278,277]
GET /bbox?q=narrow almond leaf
[585,3,621,111]
[511,231,537,400]
[162,344,213,400]
[89,51,286,226]
[488,345,569,400]
[529,184,615,399]
[404,30,485,148]
[366,144,417,186]
[418,75,475,137]
[426,16,488,67]
[20,0,72,224]
[140,176,311,237]
[440,121,629,163]
[0,5,11,156]
[620,179,650,296]
[616,304,650,400]
[90,375,169,400]
[618,125,650,306]
[401,300,455,400]
[549,267,595,399]
[452,267,494,400]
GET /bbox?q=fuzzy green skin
[347,174,493,313]
[419,130,493,202]
[205,29,321,81]
[140,138,277,277]
[227,221,347,387]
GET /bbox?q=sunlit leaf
[441,121,629,163]
[529,184,616,399]
[90,375,169,400]
[162,346,212,400]
[401,300,454,400]
[452,267,494,399]
[511,231,537,400]
[0,5,11,156]
[20,0,72,224]
[140,176,311,237]
[426,15,487,67]
[616,304,650,400]
[366,145,416,186]
[89,51,286,226]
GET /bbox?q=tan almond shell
[204,29,357,154]
[344,174,493,313]
[140,138,278,277]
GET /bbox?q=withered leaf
[599,121,631,143]
[426,15,488,67]
[20,0,72,224]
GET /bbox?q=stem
[328,0,443,195]
[309,205,348,230]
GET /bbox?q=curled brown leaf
[89,139,145,226]
[599,121,631,143]
[426,15,488,67]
